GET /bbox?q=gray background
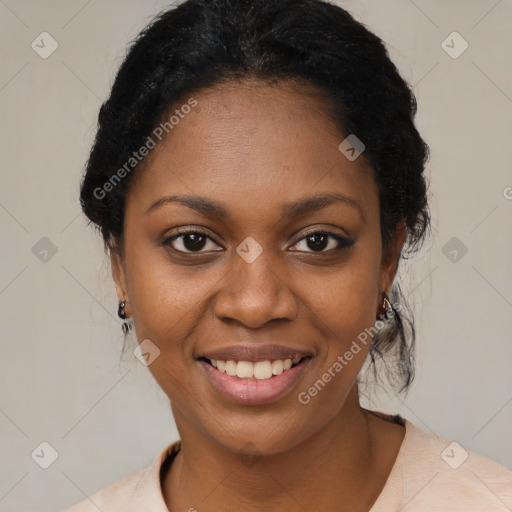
[0,0,511,510]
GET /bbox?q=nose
[213,249,298,329]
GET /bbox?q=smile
[197,356,313,405]
[200,356,307,380]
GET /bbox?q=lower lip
[198,358,312,405]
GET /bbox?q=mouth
[196,355,313,405]
[197,355,311,380]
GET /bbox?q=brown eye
[291,231,354,253]
[163,229,223,253]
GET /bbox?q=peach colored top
[62,416,512,511]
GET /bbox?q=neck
[163,387,391,511]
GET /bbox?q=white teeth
[253,361,273,380]
[208,357,303,380]
[272,360,283,375]
[236,361,254,379]
[225,360,237,376]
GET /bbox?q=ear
[110,249,131,318]
[378,221,407,297]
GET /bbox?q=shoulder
[61,466,150,512]
[400,420,512,511]
[61,441,181,512]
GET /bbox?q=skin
[111,79,407,512]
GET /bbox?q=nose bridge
[213,242,297,327]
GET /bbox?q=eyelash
[162,227,354,255]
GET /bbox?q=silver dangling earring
[383,296,394,319]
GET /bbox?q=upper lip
[199,344,313,363]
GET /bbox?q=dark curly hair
[79,0,431,395]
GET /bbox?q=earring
[122,319,133,335]
[118,300,127,319]
[118,300,133,334]
[383,296,394,319]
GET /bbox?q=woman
[64,0,512,510]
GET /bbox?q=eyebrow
[145,192,364,221]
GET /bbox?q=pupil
[184,233,206,251]
[307,233,328,251]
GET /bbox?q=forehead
[126,80,377,222]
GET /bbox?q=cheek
[123,234,223,344]
[293,272,379,424]
[304,276,377,390]
[295,248,381,339]
[292,240,381,386]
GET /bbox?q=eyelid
[291,226,349,242]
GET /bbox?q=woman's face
[112,80,404,454]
